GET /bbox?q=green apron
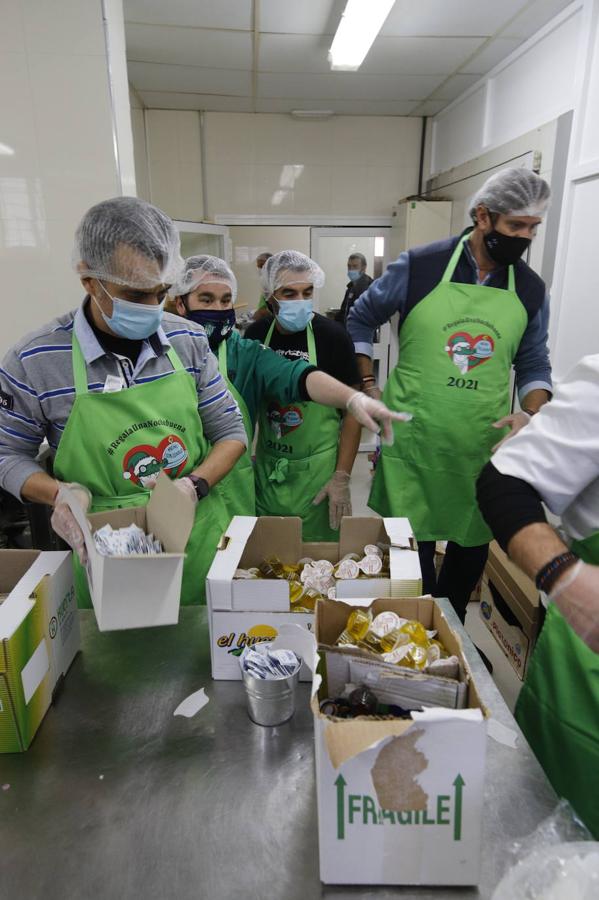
[516,531,599,837]
[370,235,528,546]
[254,321,341,541]
[212,338,256,517]
[54,334,230,607]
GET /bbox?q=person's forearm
[521,388,550,415]
[336,413,361,474]
[21,471,60,505]
[506,522,568,581]
[192,440,245,487]
[305,370,356,408]
[356,354,374,381]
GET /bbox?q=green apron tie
[268,457,289,484]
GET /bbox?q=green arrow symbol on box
[453,774,465,841]
[335,774,346,840]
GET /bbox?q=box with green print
[313,597,487,886]
[0,550,79,753]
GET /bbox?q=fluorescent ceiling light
[329,0,396,71]
[290,109,335,119]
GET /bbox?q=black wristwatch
[188,475,210,501]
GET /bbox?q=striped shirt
[0,303,247,500]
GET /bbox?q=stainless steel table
[0,601,556,900]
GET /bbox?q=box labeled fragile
[313,597,487,886]
[63,473,195,631]
[206,516,421,681]
[0,550,79,752]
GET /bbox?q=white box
[64,473,195,631]
[206,516,421,681]
[207,516,420,613]
[210,610,314,681]
[313,597,487,886]
[0,550,79,752]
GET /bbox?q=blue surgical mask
[275,299,314,333]
[186,308,236,351]
[95,283,164,340]
[347,270,361,282]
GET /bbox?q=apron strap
[166,346,185,372]
[264,319,318,366]
[442,234,517,293]
[217,339,228,378]
[72,334,90,396]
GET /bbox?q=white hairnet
[469,168,551,221]
[72,196,183,289]
[261,250,325,299]
[172,255,238,303]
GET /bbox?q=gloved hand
[50,482,92,564]
[347,392,412,445]
[312,471,352,531]
[173,477,198,505]
[492,411,531,452]
[550,561,599,653]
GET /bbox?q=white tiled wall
[204,113,422,218]
[0,0,130,356]
[144,109,204,221]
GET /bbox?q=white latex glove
[492,411,531,452]
[173,476,198,505]
[312,471,352,531]
[346,392,412,446]
[550,561,599,654]
[51,482,92,564]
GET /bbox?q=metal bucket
[241,667,301,726]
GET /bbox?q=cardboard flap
[383,518,414,549]
[239,516,303,567]
[338,518,388,558]
[0,552,69,640]
[323,718,413,768]
[146,472,195,553]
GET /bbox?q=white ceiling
[124,0,573,116]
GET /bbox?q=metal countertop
[0,600,556,900]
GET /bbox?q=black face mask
[186,308,236,351]
[483,229,531,266]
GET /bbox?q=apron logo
[267,403,303,438]
[445,332,494,375]
[122,434,188,487]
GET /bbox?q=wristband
[535,551,579,594]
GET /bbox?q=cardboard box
[64,473,195,631]
[207,516,421,613]
[0,550,79,752]
[486,541,541,640]
[478,541,542,680]
[313,597,487,886]
[206,516,422,681]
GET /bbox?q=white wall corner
[102,0,137,196]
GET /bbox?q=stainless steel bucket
[241,667,301,726]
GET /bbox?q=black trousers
[417,541,489,624]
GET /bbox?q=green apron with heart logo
[516,530,599,837]
[53,332,231,607]
[211,337,256,517]
[254,320,341,541]
[370,235,528,546]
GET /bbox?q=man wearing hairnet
[172,255,405,521]
[0,197,247,605]
[348,168,553,621]
[245,250,410,540]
